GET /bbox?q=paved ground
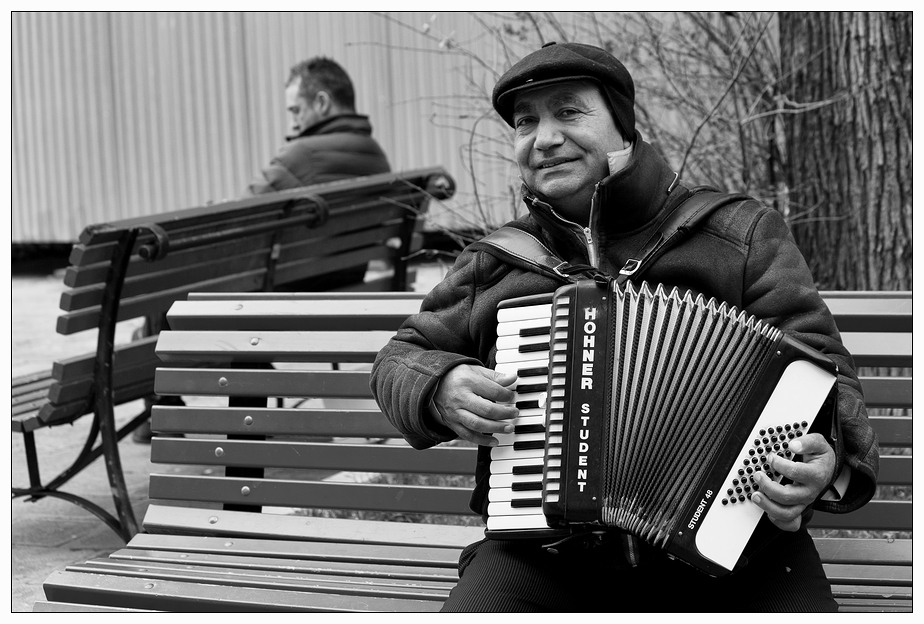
[10,260,451,612]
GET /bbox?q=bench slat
[813,538,911,565]
[870,416,912,447]
[155,368,371,398]
[819,291,912,333]
[155,331,392,363]
[141,505,484,549]
[120,535,464,567]
[876,455,912,485]
[149,475,476,516]
[41,569,443,612]
[12,386,53,412]
[860,376,912,409]
[150,439,476,474]
[812,500,912,531]
[840,332,911,367]
[105,549,459,578]
[831,584,912,599]
[32,600,153,612]
[12,372,55,395]
[166,298,425,332]
[69,560,454,599]
[151,406,401,437]
[822,563,912,586]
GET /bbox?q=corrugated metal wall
[11,11,524,243]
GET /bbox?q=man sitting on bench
[134,56,391,444]
[370,42,879,612]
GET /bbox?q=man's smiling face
[512,80,625,222]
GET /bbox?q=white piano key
[488,472,544,489]
[487,501,544,517]
[496,317,552,337]
[496,348,552,364]
[508,414,546,428]
[494,431,546,447]
[497,303,552,323]
[490,445,545,461]
[495,334,549,351]
[486,514,551,532]
[488,487,546,503]
[489,457,545,474]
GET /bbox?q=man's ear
[313,90,332,116]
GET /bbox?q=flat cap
[492,41,636,141]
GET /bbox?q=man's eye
[514,116,535,129]
[559,108,581,118]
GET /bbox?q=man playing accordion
[370,42,878,612]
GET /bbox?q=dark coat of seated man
[246,56,391,291]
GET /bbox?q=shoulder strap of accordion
[470,224,581,283]
[614,188,751,286]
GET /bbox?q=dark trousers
[442,525,837,612]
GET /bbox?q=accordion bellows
[487,279,838,576]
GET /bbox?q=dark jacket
[370,139,878,520]
[246,114,390,195]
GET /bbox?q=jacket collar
[520,137,688,262]
[287,114,373,141]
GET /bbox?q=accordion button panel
[692,358,838,572]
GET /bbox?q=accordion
[486,279,838,576]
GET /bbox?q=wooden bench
[36,289,911,612]
[12,168,455,542]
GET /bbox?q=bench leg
[91,227,142,540]
[12,408,151,541]
[22,430,42,488]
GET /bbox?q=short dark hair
[287,57,356,111]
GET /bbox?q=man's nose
[533,118,565,151]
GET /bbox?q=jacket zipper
[526,182,602,269]
[583,183,601,268]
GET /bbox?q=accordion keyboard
[487,296,567,532]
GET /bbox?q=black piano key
[512,481,543,491]
[516,383,546,394]
[519,326,551,337]
[519,343,550,354]
[515,400,540,410]
[514,424,546,434]
[517,366,549,377]
[511,498,543,508]
[513,440,545,451]
[512,465,544,475]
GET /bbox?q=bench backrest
[33,169,454,428]
[150,291,911,532]
[58,168,454,335]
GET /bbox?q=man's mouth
[536,157,576,170]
